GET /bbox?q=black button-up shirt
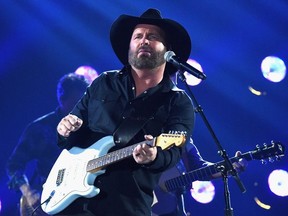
[59,67,196,216]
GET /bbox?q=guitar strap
[113,118,149,147]
[113,90,173,147]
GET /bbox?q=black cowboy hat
[110,8,192,74]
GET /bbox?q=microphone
[164,51,207,80]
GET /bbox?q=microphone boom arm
[164,51,207,80]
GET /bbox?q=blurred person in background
[6,72,91,215]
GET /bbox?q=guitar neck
[164,141,285,193]
[86,133,186,173]
[86,139,155,173]
[164,151,254,192]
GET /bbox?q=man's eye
[134,35,142,39]
[149,35,159,40]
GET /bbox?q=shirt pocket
[88,94,121,133]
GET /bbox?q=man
[6,73,90,215]
[55,9,246,216]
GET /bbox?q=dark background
[1,1,287,215]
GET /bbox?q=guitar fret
[166,177,176,192]
[104,155,110,165]
[110,152,116,162]
[179,174,188,189]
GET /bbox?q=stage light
[190,180,215,204]
[248,86,266,96]
[74,65,99,84]
[254,197,271,210]
[261,56,286,82]
[183,59,203,86]
[268,169,288,197]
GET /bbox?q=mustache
[137,45,152,54]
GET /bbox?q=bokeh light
[74,65,99,84]
[268,169,288,197]
[254,197,271,210]
[184,59,203,86]
[190,181,215,204]
[248,86,266,96]
[261,56,286,82]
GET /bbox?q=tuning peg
[261,159,267,165]
[275,155,282,161]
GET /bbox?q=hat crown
[140,8,162,19]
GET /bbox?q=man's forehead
[133,24,165,35]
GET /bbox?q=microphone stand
[175,186,189,216]
[176,71,246,216]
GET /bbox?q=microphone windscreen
[164,51,176,62]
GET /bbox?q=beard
[128,46,166,70]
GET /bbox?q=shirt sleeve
[143,91,195,172]
[183,137,212,171]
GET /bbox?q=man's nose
[140,37,149,46]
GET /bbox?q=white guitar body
[40,133,186,215]
[41,135,114,215]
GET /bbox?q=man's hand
[133,135,157,164]
[232,151,248,173]
[20,184,40,207]
[57,114,83,137]
[212,151,248,179]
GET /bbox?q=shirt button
[144,91,147,94]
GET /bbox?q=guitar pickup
[56,169,65,186]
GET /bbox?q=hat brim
[110,14,192,75]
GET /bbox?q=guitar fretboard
[164,163,218,192]
[86,139,154,172]
[164,152,254,192]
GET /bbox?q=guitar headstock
[252,141,285,163]
[156,134,186,150]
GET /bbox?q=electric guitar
[151,141,285,216]
[161,141,285,193]
[41,134,186,215]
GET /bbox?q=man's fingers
[67,114,82,126]
[57,114,83,137]
[144,134,153,140]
